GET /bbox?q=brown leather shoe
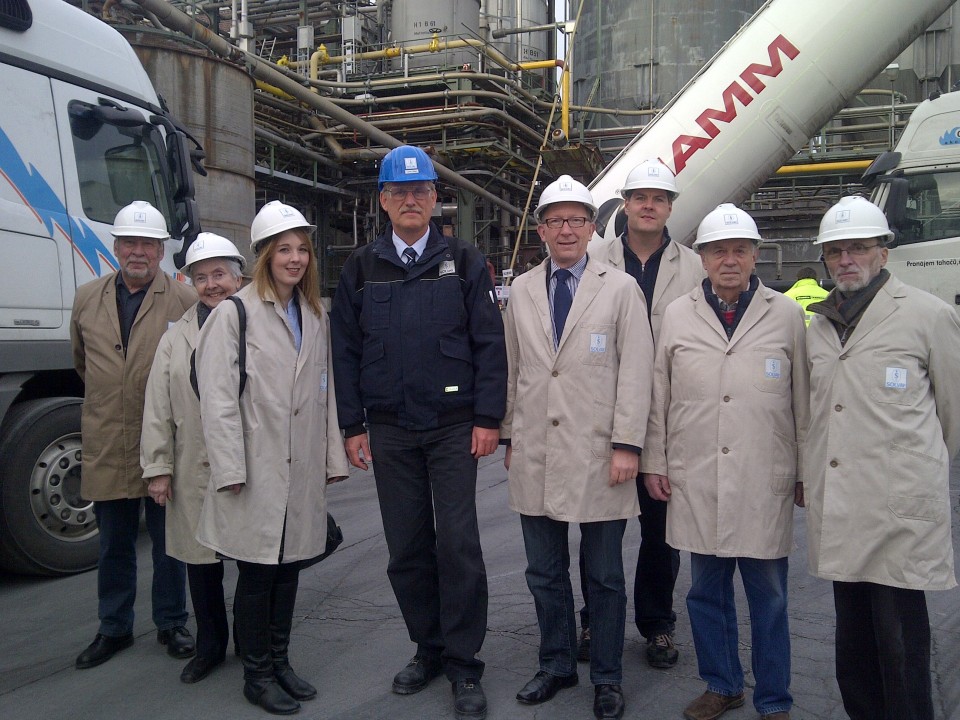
[683,690,745,720]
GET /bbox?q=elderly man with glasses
[804,196,960,720]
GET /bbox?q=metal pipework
[127,0,524,218]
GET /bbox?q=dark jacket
[331,223,507,434]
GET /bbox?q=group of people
[68,145,959,720]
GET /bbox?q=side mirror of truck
[879,176,910,249]
[861,151,901,190]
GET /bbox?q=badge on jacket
[885,367,907,389]
[439,260,456,276]
[765,358,781,379]
[590,334,607,353]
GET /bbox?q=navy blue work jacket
[331,223,507,435]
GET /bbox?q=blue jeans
[94,498,187,637]
[687,554,792,715]
[521,514,627,685]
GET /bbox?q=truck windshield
[896,170,960,245]
[68,100,176,230]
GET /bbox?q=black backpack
[190,295,247,400]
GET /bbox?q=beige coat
[502,259,653,522]
[804,276,960,590]
[140,304,217,564]
[194,284,349,564]
[642,282,809,559]
[71,272,195,501]
[588,234,704,342]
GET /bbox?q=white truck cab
[866,90,960,313]
[0,0,202,574]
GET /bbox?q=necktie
[402,247,418,267]
[553,268,573,346]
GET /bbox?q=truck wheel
[0,398,98,576]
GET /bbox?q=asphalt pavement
[1,450,958,720]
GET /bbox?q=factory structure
[78,0,960,288]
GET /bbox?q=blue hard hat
[378,145,438,190]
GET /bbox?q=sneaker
[577,627,591,663]
[646,632,679,668]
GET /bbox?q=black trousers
[579,476,679,639]
[369,421,487,681]
[187,562,229,662]
[833,581,933,720]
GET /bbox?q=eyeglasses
[822,242,882,261]
[382,186,434,200]
[542,217,590,229]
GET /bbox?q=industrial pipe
[127,0,524,218]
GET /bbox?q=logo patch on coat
[439,260,456,276]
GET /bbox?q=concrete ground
[1,450,958,720]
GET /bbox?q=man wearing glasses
[502,175,652,720]
[804,196,960,720]
[331,145,506,720]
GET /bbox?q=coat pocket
[580,324,616,367]
[886,444,944,522]
[770,429,798,496]
[590,398,614,459]
[752,348,790,395]
[867,352,925,406]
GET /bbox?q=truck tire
[0,398,98,576]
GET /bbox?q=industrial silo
[389,0,482,71]
[121,31,257,262]
[571,0,762,130]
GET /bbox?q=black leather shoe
[75,633,134,669]
[392,655,443,695]
[244,677,300,715]
[157,626,196,659]
[452,678,487,720]
[594,684,625,720]
[179,654,225,684]
[516,670,579,705]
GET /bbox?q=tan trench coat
[71,272,195,501]
[501,259,653,522]
[587,234,704,342]
[804,276,960,590]
[140,304,218,564]
[195,284,349,564]
[641,282,809,559]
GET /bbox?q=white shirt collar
[392,228,430,263]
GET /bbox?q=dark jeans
[522,514,627,685]
[93,498,187,637]
[578,476,679,640]
[369,421,487,681]
[187,562,229,662]
[833,581,932,720]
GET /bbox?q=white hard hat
[814,196,894,245]
[620,159,680,199]
[534,175,598,223]
[182,232,246,274]
[693,203,762,248]
[111,200,169,239]
[250,201,316,254]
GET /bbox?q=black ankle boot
[270,575,316,701]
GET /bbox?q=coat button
[723,395,731,402]
[834,404,843,412]
[294,409,300,416]
[721,447,729,454]
[552,420,559,427]
[830,459,839,467]
[202,461,210,468]
[552,371,559,377]
[287,458,292,464]
[115,344,122,352]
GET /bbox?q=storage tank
[390,0,482,71]
[120,31,256,261]
[571,0,762,130]
[482,0,551,64]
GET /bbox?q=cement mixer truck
[588,0,958,311]
[0,0,202,574]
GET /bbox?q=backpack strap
[190,296,247,400]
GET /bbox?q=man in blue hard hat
[331,145,507,720]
